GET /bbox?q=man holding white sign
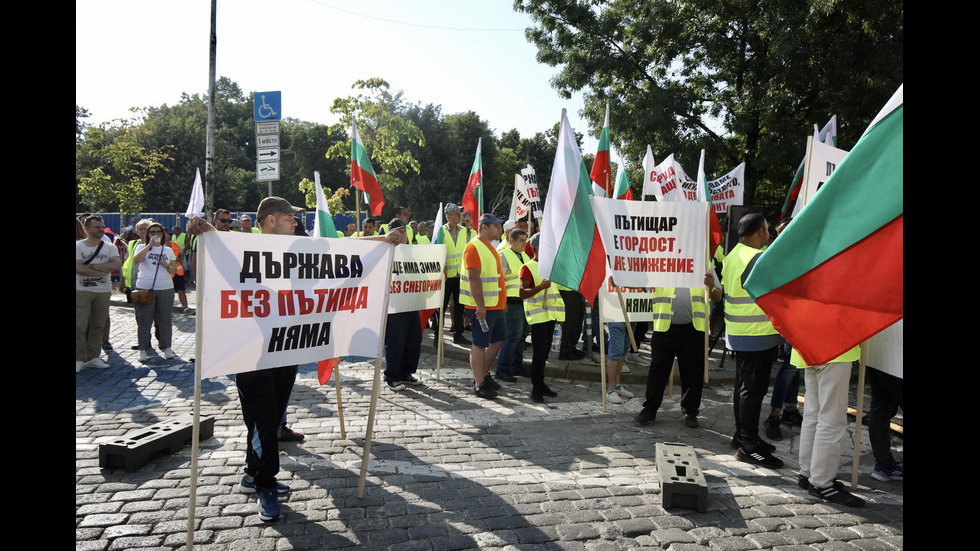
[188,197,400,522]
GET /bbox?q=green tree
[515,0,903,217]
[77,120,173,214]
[325,78,425,218]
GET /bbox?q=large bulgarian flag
[350,114,385,217]
[590,104,612,197]
[461,138,483,221]
[539,109,606,307]
[744,85,903,366]
[312,170,341,384]
[779,116,838,220]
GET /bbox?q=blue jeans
[769,343,800,411]
[497,302,527,375]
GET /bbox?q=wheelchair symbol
[258,95,277,119]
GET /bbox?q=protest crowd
[77,89,903,528]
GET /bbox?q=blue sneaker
[872,462,903,482]
[256,487,281,521]
[239,475,290,495]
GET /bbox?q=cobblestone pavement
[76,300,903,551]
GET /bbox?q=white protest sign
[511,174,532,221]
[708,163,745,215]
[591,196,707,289]
[642,152,682,201]
[198,231,393,378]
[387,244,447,313]
[676,161,699,201]
[520,165,543,218]
[798,137,849,212]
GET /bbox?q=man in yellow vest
[635,277,720,428]
[519,233,563,403]
[722,212,785,468]
[461,213,507,399]
[495,228,529,382]
[441,204,474,345]
[791,346,866,506]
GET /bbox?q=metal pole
[204,0,216,223]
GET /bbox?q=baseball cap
[503,219,517,231]
[256,196,303,222]
[478,213,504,227]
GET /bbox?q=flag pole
[850,346,868,489]
[334,365,346,440]
[704,198,711,385]
[185,232,206,550]
[599,291,607,413]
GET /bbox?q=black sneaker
[453,334,471,345]
[540,386,558,398]
[635,408,656,425]
[482,374,501,391]
[400,375,424,386]
[798,474,810,489]
[781,409,804,426]
[474,385,498,399]
[764,415,783,441]
[531,392,545,404]
[495,371,517,383]
[731,435,776,452]
[809,481,865,507]
[386,380,406,391]
[736,447,784,468]
[684,415,699,428]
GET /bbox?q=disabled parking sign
[254,91,281,121]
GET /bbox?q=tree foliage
[515,0,903,217]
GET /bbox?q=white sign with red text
[198,231,393,378]
[387,244,447,313]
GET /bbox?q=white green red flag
[312,171,338,238]
[590,104,612,197]
[613,152,634,200]
[431,203,445,245]
[695,150,723,257]
[539,109,606,307]
[744,85,903,366]
[780,115,837,219]
[350,114,385,217]
[461,138,483,221]
[313,170,340,384]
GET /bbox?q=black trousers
[868,367,903,467]
[643,324,704,417]
[558,289,584,356]
[530,320,555,393]
[384,311,422,382]
[733,347,778,448]
[442,276,465,337]
[236,365,297,490]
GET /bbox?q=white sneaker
[163,348,176,359]
[620,363,631,373]
[76,361,85,373]
[139,350,149,363]
[627,353,645,366]
[606,389,624,404]
[615,385,634,399]
[83,357,110,369]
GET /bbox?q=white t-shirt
[134,243,176,290]
[76,239,120,293]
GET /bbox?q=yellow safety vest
[443,224,473,278]
[122,239,140,283]
[416,235,431,245]
[650,287,707,332]
[523,260,565,324]
[722,243,777,337]
[499,247,528,298]
[790,345,860,369]
[460,238,502,308]
[380,224,414,244]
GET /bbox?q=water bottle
[551,324,562,353]
[479,318,489,333]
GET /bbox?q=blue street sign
[254,91,281,121]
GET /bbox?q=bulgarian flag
[539,109,606,307]
[313,170,340,384]
[695,149,723,256]
[744,85,903,366]
[351,114,385,217]
[780,115,838,220]
[419,203,444,328]
[461,138,483,221]
[590,104,613,197]
[612,152,634,200]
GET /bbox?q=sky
[75,0,600,154]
